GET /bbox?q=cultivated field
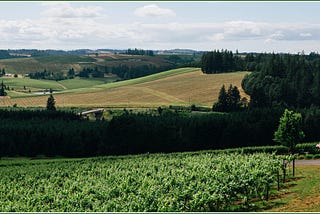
[0,68,249,108]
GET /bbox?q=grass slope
[61,67,197,93]
[0,68,249,108]
[0,77,64,91]
[58,77,117,90]
[263,164,320,212]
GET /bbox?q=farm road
[295,159,320,165]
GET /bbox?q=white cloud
[134,4,176,17]
[1,8,320,52]
[211,33,225,41]
[300,32,312,37]
[41,2,103,18]
[269,31,285,40]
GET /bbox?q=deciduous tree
[274,109,305,153]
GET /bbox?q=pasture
[0,68,249,108]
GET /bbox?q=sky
[0,1,320,53]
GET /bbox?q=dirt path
[294,159,320,165]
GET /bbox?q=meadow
[0,152,283,212]
[0,68,249,108]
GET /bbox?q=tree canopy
[273,109,305,153]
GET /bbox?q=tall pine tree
[46,94,56,111]
[0,81,6,96]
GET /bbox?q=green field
[0,77,64,91]
[58,77,118,90]
[0,152,282,212]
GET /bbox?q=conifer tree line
[242,53,320,108]
[201,49,243,73]
[125,48,154,56]
[1,107,320,157]
[111,64,174,80]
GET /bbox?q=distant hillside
[0,53,182,75]
[0,67,249,108]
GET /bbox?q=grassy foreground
[263,164,320,212]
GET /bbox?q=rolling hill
[0,54,174,75]
[0,68,250,108]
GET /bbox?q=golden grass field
[0,68,250,108]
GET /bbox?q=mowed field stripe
[128,86,185,103]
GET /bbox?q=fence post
[283,159,286,183]
[277,170,280,190]
[292,157,295,177]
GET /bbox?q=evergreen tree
[46,94,56,111]
[228,84,241,111]
[213,84,242,112]
[67,68,75,79]
[0,80,6,96]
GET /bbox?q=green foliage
[46,94,56,111]
[274,109,305,153]
[0,153,283,211]
[295,142,320,154]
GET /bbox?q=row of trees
[29,67,105,80]
[28,63,174,81]
[29,69,66,81]
[0,107,319,157]
[78,67,104,78]
[125,48,154,56]
[111,64,174,80]
[201,50,242,73]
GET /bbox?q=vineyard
[0,152,284,212]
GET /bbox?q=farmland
[0,68,249,108]
[0,152,283,212]
[0,54,174,74]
